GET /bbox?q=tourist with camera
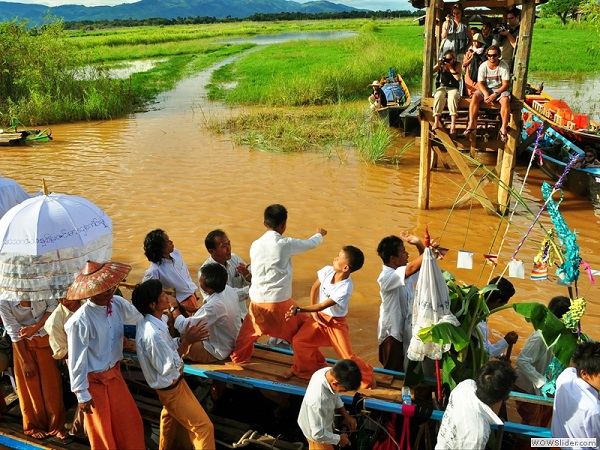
[464,45,511,142]
[495,7,520,71]
[432,51,461,135]
[440,3,472,63]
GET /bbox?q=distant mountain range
[0,0,364,23]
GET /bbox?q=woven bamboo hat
[66,261,131,300]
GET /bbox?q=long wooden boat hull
[524,92,600,146]
[522,109,600,202]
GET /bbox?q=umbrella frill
[0,234,112,302]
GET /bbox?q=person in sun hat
[368,80,387,110]
[64,261,145,450]
[462,32,488,97]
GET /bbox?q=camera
[440,57,452,64]
[492,24,508,34]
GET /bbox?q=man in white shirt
[0,173,41,218]
[200,229,251,322]
[132,279,215,449]
[171,263,242,362]
[514,296,570,426]
[65,261,145,450]
[376,232,425,372]
[552,341,600,449]
[230,204,326,364]
[298,359,360,449]
[436,360,516,450]
[142,229,199,315]
[464,45,512,143]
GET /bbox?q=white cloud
[2,0,416,9]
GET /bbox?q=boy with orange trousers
[286,246,375,390]
[230,204,326,363]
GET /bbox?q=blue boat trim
[0,433,47,450]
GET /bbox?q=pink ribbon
[580,260,595,284]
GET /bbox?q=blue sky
[2,0,415,10]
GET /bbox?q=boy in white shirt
[286,246,375,389]
[376,232,426,372]
[230,204,326,363]
[436,360,516,449]
[133,279,214,449]
[298,359,361,449]
[169,263,242,362]
[551,341,600,447]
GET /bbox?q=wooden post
[418,0,439,210]
[498,0,536,212]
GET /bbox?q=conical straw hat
[66,261,131,300]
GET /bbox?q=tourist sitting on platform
[436,360,517,449]
[230,204,326,364]
[432,51,461,135]
[285,246,375,390]
[298,359,361,449]
[464,45,511,143]
[462,33,488,97]
[143,229,199,316]
[65,261,145,450]
[170,263,242,363]
[574,147,600,168]
[368,80,387,110]
[476,276,519,359]
[514,296,570,427]
[0,298,67,440]
[480,22,494,48]
[551,340,600,444]
[200,229,251,323]
[376,232,426,372]
[132,279,215,449]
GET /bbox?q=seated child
[286,246,375,389]
[298,359,361,449]
[169,263,242,362]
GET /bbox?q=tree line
[62,10,424,30]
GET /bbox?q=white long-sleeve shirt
[436,379,504,450]
[249,230,323,304]
[377,265,418,345]
[200,254,250,321]
[142,249,197,302]
[174,285,241,360]
[44,303,75,359]
[65,295,142,403]
[552,367,600,449]
[136,314,183,390]
[515,330,553,395]
[0,299,57,342]
[298,367,343,445]
[476,319,508,358]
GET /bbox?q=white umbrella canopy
[0,193,112,255]
[0,193,113,302]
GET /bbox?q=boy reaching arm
[298,359,361,449]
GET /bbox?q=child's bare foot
[282,370,294,380]
[363,378,377,389]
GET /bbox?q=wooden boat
[375,72,414,128]
[0,117,52,146]
[524,89,600,146]
[522,109,600,203]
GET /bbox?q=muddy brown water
[1,62,598,366]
